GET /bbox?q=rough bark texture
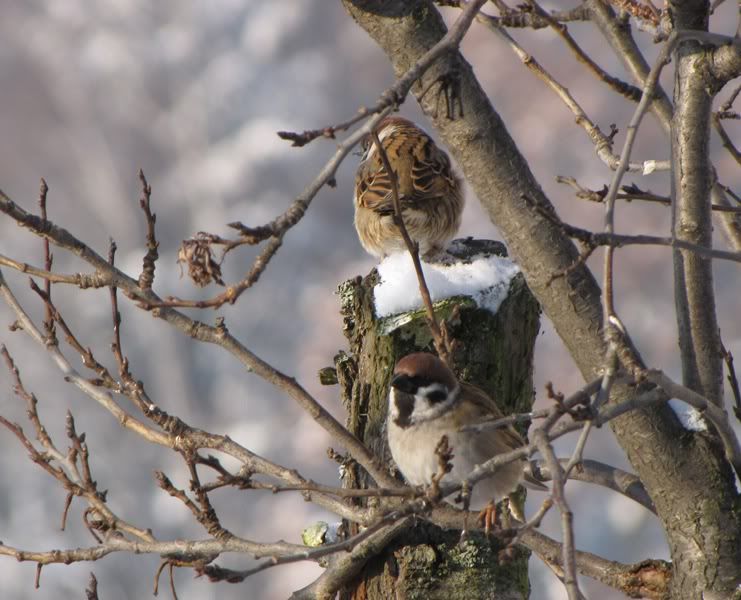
[667,4,734,597]
[340,1,741,597]
[672,66,723,402]
[671,10,724,408]
[335,239,540,599]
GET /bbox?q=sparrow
[387,353,546,514]
[354,116,464,259]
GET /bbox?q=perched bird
[387,353,546,515]
[353,116,464,259]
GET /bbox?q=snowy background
[0,2,739,599]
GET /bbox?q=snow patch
[669,399,708,431]
[373,251,520,321]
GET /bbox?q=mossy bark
[334,240,540,600]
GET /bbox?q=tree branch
[671,32,724,406]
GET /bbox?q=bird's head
[389,353,460,428]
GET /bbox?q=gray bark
[671,5,724,407]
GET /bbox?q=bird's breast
[387,417,450,486]
[388,418,525,508]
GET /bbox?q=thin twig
[532,429,582,600]
[475,11,664,174]
[526,0,644,102]
[438,0,592,29]
[0,269,377,520]
[601,32,680,228]
[0,345,154,544]
[557,177,741,213]
[712,112,741,165]
[38,178,55,341]
[137,170,158,291]
[0,197,398,489]
[155,108,393,308]
[523,195,741,263]
[370,130,452,364]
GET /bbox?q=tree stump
[334,239,541,600]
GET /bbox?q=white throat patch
[408,383,459,425]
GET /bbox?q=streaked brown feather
[457,382,527,450]
[353,117,463,257]
[459,382,548,491]
[355,121,456,214]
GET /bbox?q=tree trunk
[335,239,540,599]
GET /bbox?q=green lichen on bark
[353,524,531,600]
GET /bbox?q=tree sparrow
[354,116,464,259]
[387,353,546,513]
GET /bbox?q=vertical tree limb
[671,17,724,407]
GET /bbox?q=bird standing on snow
[353,117,464,259]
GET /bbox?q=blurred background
[0,1,738,598]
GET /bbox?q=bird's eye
[426,389,447,404]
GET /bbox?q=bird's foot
[477,501,498,537]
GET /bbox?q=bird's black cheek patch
[393,393,414,429]
[427,389,447,404]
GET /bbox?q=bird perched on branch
[353,117,464,259]
[387,353,546,520]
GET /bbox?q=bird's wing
[458,383,549,491]
[459,382,526,451]
[407,138,457,206]
[355,156,395,216]
[355,129,456,216]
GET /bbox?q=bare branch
[475,10,665,174]
[601,31,682,230]
[557,176,741,213]
[369,129,452,364]
[523,193,741,263]
[200,512,412,588]
[37,178,55,341]
[136,170,158,291]
[0,536,309,569]
[0,269,378,521]
[531,429,581,600]
[712,111,741,165]
[154,108,393,308]
[437,0,592,30]
[519,528,671,600]
[531,459,655,513]
[603,0,661,30]
[0,192,398,488]
[525,0,644,102]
